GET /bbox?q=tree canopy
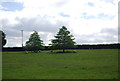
[25,31,44,52]
[0,30,7,47]
[50,26,76,52]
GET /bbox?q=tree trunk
[63,49,65,53]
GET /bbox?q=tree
[50,26,76,52]
[0,30,7,47]
[25,31,44,53]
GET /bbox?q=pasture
[2,49,118,79]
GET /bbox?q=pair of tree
[26,26,76,53]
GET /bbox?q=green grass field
[2,49,118,79]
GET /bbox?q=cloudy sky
[0,0,119,47]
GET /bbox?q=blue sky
[0,0,119,47]
[87,2,94,7]
[59,13,70,17]
[1,2,24,11]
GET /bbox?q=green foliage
[2,49,118,79]
[0,30,7,47]
[25,31,44,52]
[51,26,76,52]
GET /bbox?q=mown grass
[2,49,118,79]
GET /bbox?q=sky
[0,0,119,47]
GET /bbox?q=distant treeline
[2,43,120,52]
[76,43,120,49]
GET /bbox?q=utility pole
[21,30,23,47]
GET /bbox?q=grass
[2,49,118,79]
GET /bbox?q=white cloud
[0,0,119,47]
